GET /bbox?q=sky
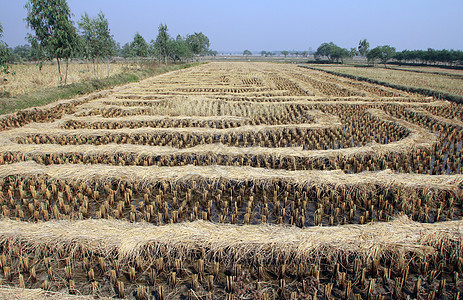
[1,0,462,53]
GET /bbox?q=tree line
[243,50,311,58]
[121,28,213,63]
[393,49,463,66]
[314,39,463,66]
[313,40,396,65]
[0,0,212,84]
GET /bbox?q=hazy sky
[1,0,462,52]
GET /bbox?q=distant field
[310,64,463,97]
[388,65,463,76]
[1,62,126,96]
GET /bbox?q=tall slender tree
[0,22,10,75]
[121,42,134,58]
[78,11,115,78]
[131,33,149,57]
[154,24,170,64]
[358,39,370,57]
[25,0,77,85]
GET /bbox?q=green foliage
[394,49,463,65]
[25,0,77,84]
[121,42,134,58]
[151,25,204,63]
[243,50,252,56]
[186,32,210,56]
[131,33,149,57]
[169,35,193,62]
[281,50,289,57]
[0,22,10,75]
[205,49,217,56]
[10,45,33,62]
[260,50,274,57]
[367,45,396,65]
[0,42,9,75]
[30,39,45,66]
[78,11,116,63]
[154,24,170,63]
[350,47,359,58]
[315,42,349,63]
[358,39,369,57]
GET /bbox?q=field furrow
[0,62,462,299]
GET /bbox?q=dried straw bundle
[0,285,92,299]
[0,216,460,268]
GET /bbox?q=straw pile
[0,286,92,300]
[0,216,461,265]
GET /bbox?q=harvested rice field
[0,62,462,299]
[310,65,463,98]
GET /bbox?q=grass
[1,62,126,96]
[385,65,463,77]
[305,64,463,100]
[0,62,202,115]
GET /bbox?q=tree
[131,33,149,57]
[393,48,463,66]
[186,32,210,56]
[330,46,349,63]
[154,24,170,64]
[349,47,359,58]
[281,50,289,58]
[315,43,331,59]
[205,49,217,56]
[358,39,370,57]
[302,51,308,57]
[0,22,10,75]
[78,11,116,77]
[30,39,45,65]
[121,42,134,58]
[261,51,273,57]
[25,0,78,85]
[169,35,192,63]
[315,42,349,63]
[243,49,252,57]
[367,45,396,66]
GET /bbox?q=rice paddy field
[310,65,463,97]
[0,62,462,299]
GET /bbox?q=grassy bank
[0,62,202,115]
